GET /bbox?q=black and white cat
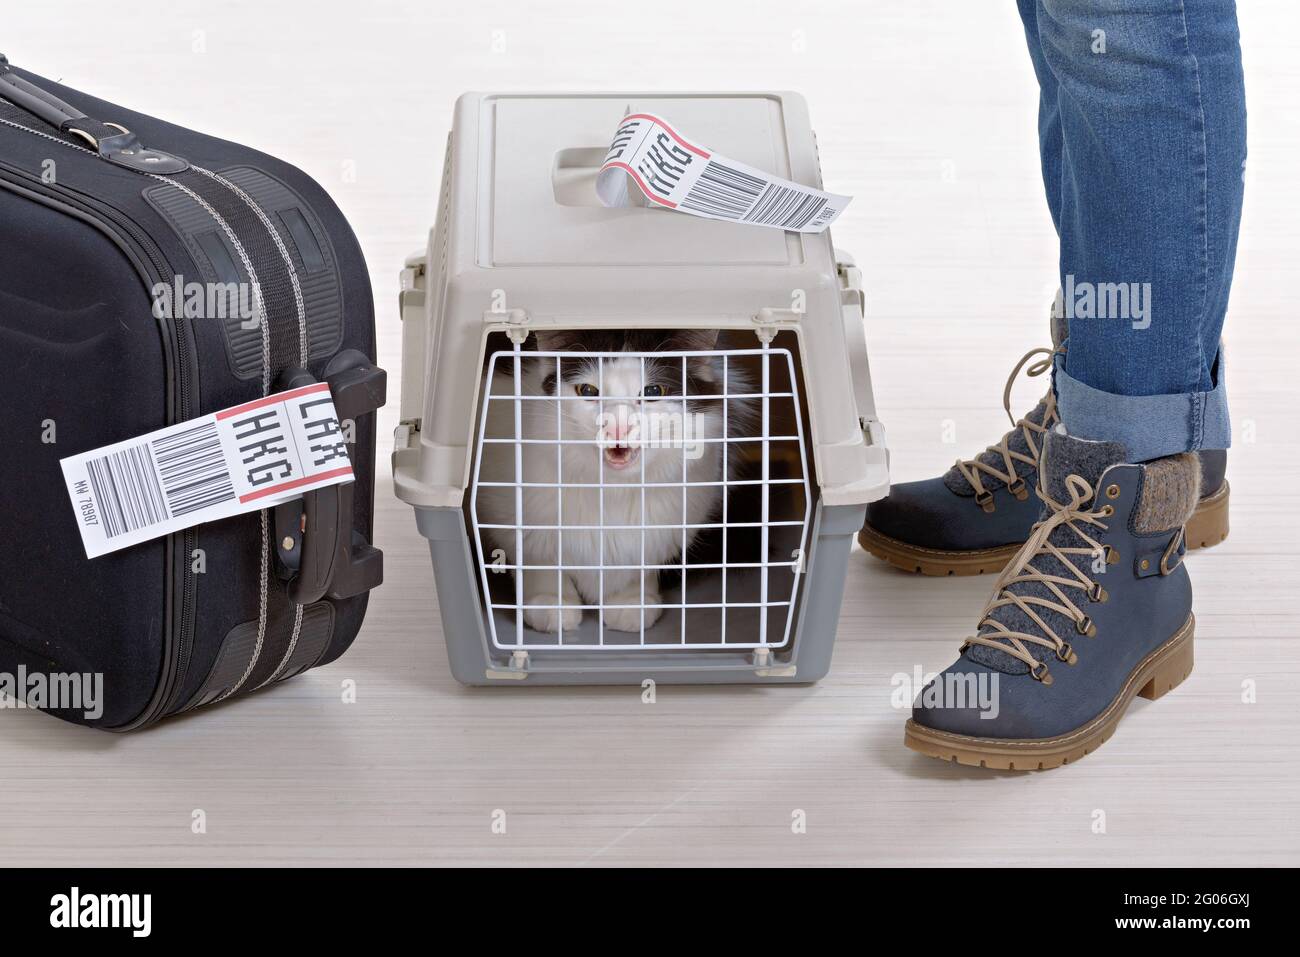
[476,329,749,634]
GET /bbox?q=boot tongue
[1039,428,1127,504]
[964,427,1128,676]
[943,395,1054,495]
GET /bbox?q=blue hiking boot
[858,347,1229,576]
[904,430,1199,769]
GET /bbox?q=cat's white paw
[523,595,583,633]
[602,590,663,633]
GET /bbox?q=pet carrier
[394,92,888,684]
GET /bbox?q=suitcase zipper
[0,128,198,729]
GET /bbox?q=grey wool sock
[1133,453,1201,532]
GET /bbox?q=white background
[2,1,1297,865]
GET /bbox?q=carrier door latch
[753,307,800,343]
[752,648,797,678]
[484,308,531,344]
[486,650,531,680]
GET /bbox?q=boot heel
[1186,481,1230,550]
[1138,625,1195,701]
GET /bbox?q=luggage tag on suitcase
[60,383,354,559]
[596,111,853,233]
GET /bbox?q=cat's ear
[669,328,719,352]
[531,328,586,353]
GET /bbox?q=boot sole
[859,482,1230,576]
[856,524,1021,576]
[903,613,1195,770]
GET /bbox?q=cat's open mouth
[602,444,641,470]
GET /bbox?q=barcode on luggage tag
[679,160,765,219]
[596,112,852,234]
[680,162,837,230]
[83,421,233,540]
[62,383,354,559]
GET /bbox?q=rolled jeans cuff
[1052,352,1231,463]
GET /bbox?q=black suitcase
[0,56,385,730]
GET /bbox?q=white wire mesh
[469,343,812,651]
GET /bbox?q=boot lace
[954,347,1059,511]
[961,473,1111,685]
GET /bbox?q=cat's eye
[574,383,599,398]
[641,384,665,399]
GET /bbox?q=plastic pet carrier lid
[481,93,812,267]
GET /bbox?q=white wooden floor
[3,0,1297,866]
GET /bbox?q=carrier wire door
[469,340,813,651]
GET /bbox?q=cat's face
[531,330,723,480]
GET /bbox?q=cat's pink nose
[600,406,640,445]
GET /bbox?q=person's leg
[906,0,1246,768]
[857,0,1234,576]
[1017,0,1065,234]
[1040,0,1245,460]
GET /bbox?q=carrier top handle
[0,55,188,173]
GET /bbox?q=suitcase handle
[274,353,387,605]
[0,56,189,173]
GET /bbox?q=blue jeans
[1017,0,1246,461]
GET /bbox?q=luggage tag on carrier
[596,111,852,234]
[61,383,354,559]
